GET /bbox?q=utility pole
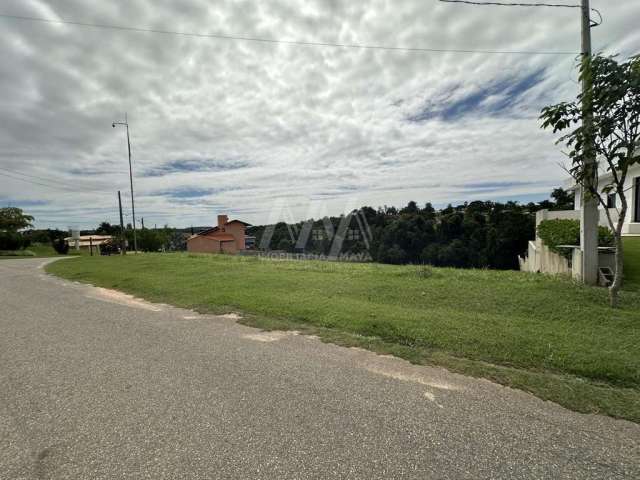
[438,0,600,285]
[579,0,599,286]
[112,113,137,253]
[141,217,145,230]
[118,190,126,255]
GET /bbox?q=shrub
[537,219,614,258]
[0,231,25,250]
[52,238,69,255]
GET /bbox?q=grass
[624,237,640,289]
[47,253,640,422]
[0,243,93,259]
[0,243,57,259]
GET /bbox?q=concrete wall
[519,238,618,285]
[536,209,618,229]
[519,240,572,276]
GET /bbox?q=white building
[520,162,640,283]
[572,163,640,236]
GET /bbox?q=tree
[96,222,121,236]
[541,54,640,307]
[550,188,575,211]
[0,207,33,232]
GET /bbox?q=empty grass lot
[47,253,640,422]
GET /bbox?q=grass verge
[624,237,640,290]
[0,243,93,259]
[47,253,640,422]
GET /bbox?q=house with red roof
[187,215,251,254]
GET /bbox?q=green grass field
[47,253,640,422]
[0,243,93,259]
[624,237,640,289]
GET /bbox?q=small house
[187,215,251,254]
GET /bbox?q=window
[312,229,324,241]
[347,229,360,241]
[607,193,617,209]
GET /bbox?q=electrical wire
[439,1,581,7]
[0,170,115,194]
[0,166,104,192]
[438,1,603,26]
[0,12,579,56]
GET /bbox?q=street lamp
[112,113,137,253]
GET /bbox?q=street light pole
[113,113,138,253]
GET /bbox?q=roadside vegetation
[48,253,640,422]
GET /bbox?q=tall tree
[541,54,640,307]
[0,207,33,232]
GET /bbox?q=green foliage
[550,188,575,211]
[48,253,640,421]
[0,231,28,250]
[249,194,582,270]
[541,54,640,305]
[540,54,639,221]
[121,225,174,252]
[96,222,121,236]
[52,238,69,254]
[23,229,66,244]
[537,219,614,258]
[537,219,580,254]
[0,207,34,232]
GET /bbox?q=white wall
[519,239,572,276]
[536,209,617,229]
[570,163,640,235]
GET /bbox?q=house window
[312,229,324,241]
[607,193,617,209]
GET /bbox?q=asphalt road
[1,258,639,479]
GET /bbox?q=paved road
[1,258,638,479]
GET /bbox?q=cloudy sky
[1,0,639,229]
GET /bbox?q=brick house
[187,215,251,254]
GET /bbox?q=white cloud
[0,0,638,229]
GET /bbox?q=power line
[0,12,579,56]
[0,166,102,192]
[0,171,78,192]
[439,1,580,7]
[438,0,602,25]
[0,170,113,194]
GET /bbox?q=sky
[1,0,639,230]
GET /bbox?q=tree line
[248,188,575,270]
[3,187,574,269]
